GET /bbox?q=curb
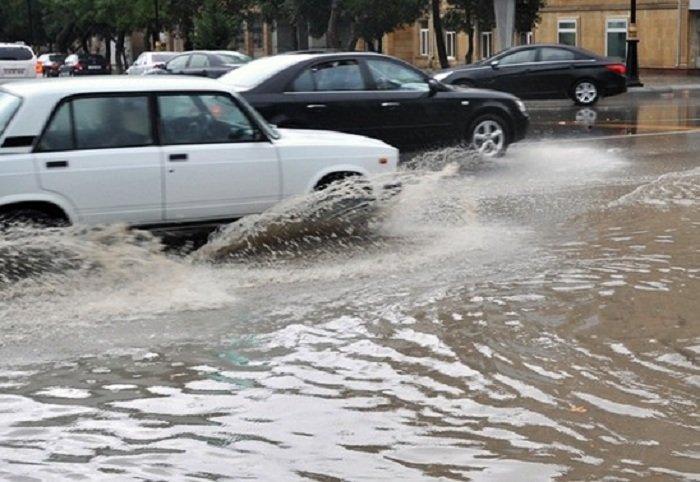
[625,84,700,97]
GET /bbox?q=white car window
[38,96,153,151]
[158,94,257,145]
[0,92,21,136]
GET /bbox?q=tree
[444,0,545,64]
[432,0,448,68]
[340,0,428,51]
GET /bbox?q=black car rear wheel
[467,114,508,158]
[572,80,600,106]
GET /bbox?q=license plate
[88,65,102,70]
[3,68,25,76]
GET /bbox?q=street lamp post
[625,0,643,87]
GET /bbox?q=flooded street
[1,99,699,480]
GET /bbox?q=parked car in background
[126,51,179,75]
[0,76,397,228]
[0,43,37,80]
[37,53,66,77]
[59,53,111,76]
[219,51,529,157]
[146,50,251,78]
[434,44,627,106]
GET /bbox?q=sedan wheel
[468,115,507,158]
[572,80,599,106]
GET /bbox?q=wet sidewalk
[628,73,700,96]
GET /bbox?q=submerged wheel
[572,80,599,106]
[0,208,66,229]
[468,114,508,158]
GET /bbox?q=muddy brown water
[0,138,698,481]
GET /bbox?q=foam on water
[611,165,700,208]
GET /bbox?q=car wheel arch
[0,201,71,227]
[465,105,514,143]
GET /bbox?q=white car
[126,51,179,75]
[0,43,37,80]
[0,76,398,228]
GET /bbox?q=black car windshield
[219,55,312,90]
[0,91,21,136]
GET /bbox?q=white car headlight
[515,99,527,114]
[433,71,453,81]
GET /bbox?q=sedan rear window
[0,91,21,135]
[219,54,311,90]
[0,46,33,61]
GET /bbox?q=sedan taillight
[606,64,626,75]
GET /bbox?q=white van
[0,43,37,80]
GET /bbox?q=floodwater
[0,133,699,481]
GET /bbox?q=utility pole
[625,0,643,87]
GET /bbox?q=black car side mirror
[490,60,500,69]
[428,78,442,96]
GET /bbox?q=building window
[558,19,577,46]
[250,15,263,50]
[480,31,492,59]
[519,31,533,45]
[420,20,430,57]
[446,31,456,59]
[606,19,627,60]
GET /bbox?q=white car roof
[2,75,232,98]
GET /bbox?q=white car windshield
[219,54,311,90]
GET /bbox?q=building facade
[536,0,700,72]
[238,1,700,73]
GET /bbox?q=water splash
[192,175,402,262]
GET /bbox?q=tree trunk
[116,31,125,72]
[432,0,448,68]
[346,21,358,51]
[466,26,474,64]
[326,0,340,49]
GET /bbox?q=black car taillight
[606,64,626,75]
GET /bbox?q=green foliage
[344,0,428,45]
[445,0,545,34]
[193,0,245,49]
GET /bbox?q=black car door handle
[306,104,327,110]
[46,160,68,168]
[381,102,400,107]
[169,153,188,161]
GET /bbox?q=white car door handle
[381,102,400,107]
[169,153,188,161]
[46,160,68,169]
[307,104,327,110]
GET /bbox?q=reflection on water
[0,141,698,480]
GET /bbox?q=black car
[59,53,111,76]
[146,50,251,78]
[218,52,529,157]
[434,44,627,106]
[37,53,66,77]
